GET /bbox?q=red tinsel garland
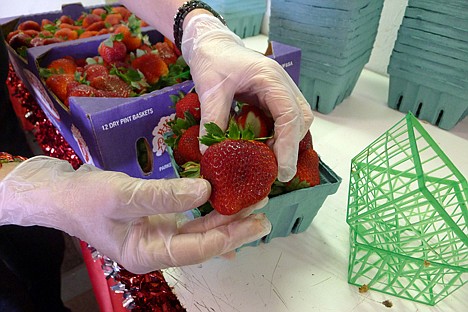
[6,65,185,312]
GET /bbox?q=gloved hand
[181,15,314,182]
[0,156,271,274]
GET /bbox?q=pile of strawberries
[7,6,148,57]
[40,31,189,106]
[165,93,321,216]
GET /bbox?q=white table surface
[163,68,468,312]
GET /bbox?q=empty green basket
[346,113,468,305]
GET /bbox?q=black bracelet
[173,0,226,51]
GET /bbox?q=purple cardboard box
[24,30,302,179]
[268,41,301,85]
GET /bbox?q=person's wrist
[183,8,212,30]
[173,0,226,50]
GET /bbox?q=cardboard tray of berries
[22,27,191,179]
[22,21,302,180]
[0,2,149,93]
[166,96,342,246]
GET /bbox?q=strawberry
[85,21,107,32]
[153,42,178,65]
[114,24,142,52]
[79,30,99,39]
[235,103,274,138]
[90,75,132,97]
[111,6,132,21]
[82,13,102,28]
[298,130,313,153]
[131,52,168,84]
[286,148,320,190]
[175,92,201,121]
[45,74,76,103]
[17,20,41,31]
[199,122,278,215]
[8,33,33,50]
[104,13,123,26]
[59,15,74,25]
[83,64,109,83]
[54,28,78,41]
[173,125,202,166]
[65,84,99,106]
[41,19,54,28]
[91,8,107,16]
[98,36,127,64]
[47,57,77,75]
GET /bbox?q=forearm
[120,0,213,42]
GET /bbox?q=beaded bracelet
[173,0,226,51]
[0,152,27,170]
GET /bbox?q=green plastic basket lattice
[346,113,468,305]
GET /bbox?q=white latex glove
[0,156,271,274]
[182,15,314,182]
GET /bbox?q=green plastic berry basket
[244,159,341,247]
[346,113,468,305]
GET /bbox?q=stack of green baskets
[387,0,468,130]
[346,113,468,305]
[205,0,267,38]
[269,0,384,114]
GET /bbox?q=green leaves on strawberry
[199,122,278,215]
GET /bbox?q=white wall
[366,0,408,76]
[2,0,407,76]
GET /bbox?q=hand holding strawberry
[181,15,314,182]
[0,156,271,273]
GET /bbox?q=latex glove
[0,156,271,274]
[182,15,314,182]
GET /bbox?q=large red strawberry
[200,122,278,215]
[131,52,168,84]
[173,125,202,166]
[235,103,274,138]
[98,36,127,64]
[175,92,201,121]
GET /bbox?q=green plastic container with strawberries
[167,142,342,247]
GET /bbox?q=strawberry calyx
[110,65,149,93]
[179,161,200,178]
[199,120,257,147]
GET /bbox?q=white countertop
[163,68,468,312]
